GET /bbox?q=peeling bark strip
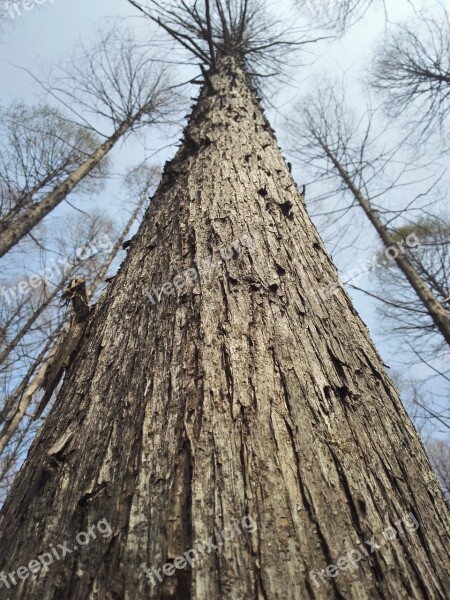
[0,56,449,600]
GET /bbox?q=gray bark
[0,57,448,600]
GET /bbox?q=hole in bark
[336,385,351,401]
[244,154,251,163]
[313,242,321,251]
[279,201,293,218]
[323,386,332,400]
[249,283,260,292]
[228,276,238,285]
[358,499,368,515]
[275,264,286,276]
[257,187,268,197]
[269,283,279,293]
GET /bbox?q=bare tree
[426,438,450,501]
[0,26,177,259]
[0,2,448,599]
[288,84,450,348]
[128,0,324,77]
[295,0,389,31]
[0,103,102,234]
[372,4,450,147]
[373,216,450,350]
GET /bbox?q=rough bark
[0,57,449,600]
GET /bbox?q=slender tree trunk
[0,112,143,259]
[0,57,448,600]
[0,167,68,234]
[0,281,65,368]
[0,331,60,455]
[319,138,450,347]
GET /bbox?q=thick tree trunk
[0,57,448,600]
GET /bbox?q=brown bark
[0,57,448,600]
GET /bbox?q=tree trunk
[0,57,448,600]
[319,138,450,347]
[0,113,142,259]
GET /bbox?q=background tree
[288,84,450,348]
[0,103,103,240]
[373,216,450,352]
[372,3,450,148]
[295,0,388,31]
[0,25,177,259]
[0,2,448,599]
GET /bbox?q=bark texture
[0,57,449,600]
